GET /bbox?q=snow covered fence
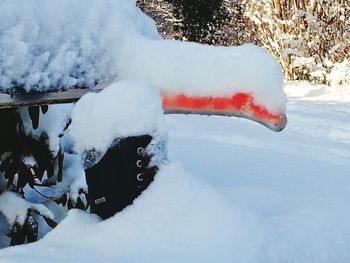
[244,0,350,85]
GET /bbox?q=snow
[68,81,166,154]
[1,82,350,262]
[0,191,54,227]
[118,38,286,114]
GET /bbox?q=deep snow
[0,82,349,262]
[69,81,166,154]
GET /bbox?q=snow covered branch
[243,0,350,85]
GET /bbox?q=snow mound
[118,39,286,113]
[0,0,159,92]
[0,163,265,263]
[69,81,166,154]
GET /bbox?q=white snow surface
[118,38,286,113]
[0,0,286,114]
[69,81,166,154]
[1,82,350,262]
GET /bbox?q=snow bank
[0,163,265,263]
[327,60,350,87]
[118,38,287,114]
[284,81,350,103]
[0,0,159,92]
[69,81,166,154]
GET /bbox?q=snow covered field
[0,82,350,262]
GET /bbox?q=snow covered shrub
[243,0,350,84]
[327,59,350,87]
[137,0,255,45]
[0,106,87,246]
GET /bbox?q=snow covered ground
[0,82,350,262]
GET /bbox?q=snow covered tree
[243,0,350,85]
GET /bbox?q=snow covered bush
[138,0,255,45]
[243,0,350,84]
[0,105,88,246]
[327,59,350,87]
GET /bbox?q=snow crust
[69,81,166,154]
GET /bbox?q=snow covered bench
[0,89,101,109]
[0,0,288,248]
